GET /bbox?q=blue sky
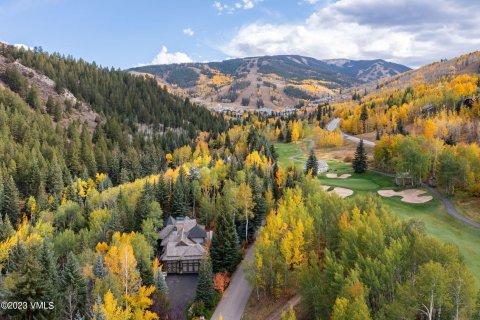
[1,0,480,69]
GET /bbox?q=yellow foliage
[165,153,173,164]
[291,120,300,142]
[423,118,437,139]
[96,242,109,254]
[125,285,159,320]
[95,290,132,320]
[104,232,142,297]
[312,127,343,147]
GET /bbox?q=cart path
[326,118,480,229]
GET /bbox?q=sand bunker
[326,173,352,179]
[331,187,354,198]
[322,185,354,198]
[377,189,433,204]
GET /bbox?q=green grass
[274,136,480,284]
[318,161,480,284]
[381,196,480,284]
[274,142,304,167]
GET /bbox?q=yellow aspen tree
[104,237,141,298]
[291,121,300,142]
[236,182,254,243]
[97,290,132,320]
[126,285,159,320]
[423,119,437,139]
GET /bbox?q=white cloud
[221,0,480,67]
[150,46,193,65]
[13,43,32,50]
[183,28,194,36]
[214,0,263,14]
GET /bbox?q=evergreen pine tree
[155,174,168,211]
[37,180,50,212]
[81,125,97,177]
[93,253,105,279]
[26,85,42,111]
[67,129,83,177]
[3,250,48,319]
[210,211,241,274]
[46,95,55,115]
[225,133,233,153]
[7,240,28,273]
[195,251,215,309]
[49,157,64,203]
[135,181,153,230]
[172,170,189,217]
[62,252,87,320]
[0,216,14,241]
[54,99,63,121]
[38,240,61,319]
[94,134,108,174]
[3,175,20,225]
[250,176,266,229]
[119,167,130,184]
[352,140,367,174]
[285,172,295,189]
[108,206,123,233]
[286,129,292,143]
[155,268,169,294]
[305,149,319,176]
[171,180,186,217]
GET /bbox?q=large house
[159,216,212,274]
[318,160,329,173]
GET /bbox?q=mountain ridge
[129,55,410,110]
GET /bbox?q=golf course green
[274,141,480,284]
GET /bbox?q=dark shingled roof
[187,224,207,239]
[165,216,176,226]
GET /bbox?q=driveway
[211,244,255,320]
[166,274,198,320]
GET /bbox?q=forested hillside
[0,44,226,134]
[0,43,227,204]
[129,55,410,111]
[0,43,479,320]
[334,72,480,197]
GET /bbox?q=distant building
[159,216,212,274]
[318,160,329,173]
[395,172,414,186]
[256,107,274,115]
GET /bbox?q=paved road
[326,117,375,147]
[211,244,255,320]
[370,169,480,229]
[420,182,480,228]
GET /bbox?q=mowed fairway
[274,142,306,167]
[274,140,480,284]
[319,160,480,284]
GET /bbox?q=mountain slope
[376,51,480,90]
[128,55,410,110]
